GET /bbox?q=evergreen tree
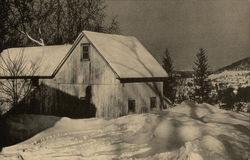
[163,49,174,77]
[193,48,211,103]
[162,48,176,103]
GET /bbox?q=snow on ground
[209,70,250,80]
[0,101,249,160]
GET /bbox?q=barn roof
[0,31,168,79]
[0,45,71,77]
[83,31,168,78]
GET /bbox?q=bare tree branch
[0,48,39,111]
[19,30,45,46]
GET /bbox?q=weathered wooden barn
[0,31,168,118]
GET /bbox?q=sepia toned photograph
[0,0,249,159]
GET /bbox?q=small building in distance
[0,31,168,118]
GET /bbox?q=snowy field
[209,70,250,79]
[0,101,249,160]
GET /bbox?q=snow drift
[0,101,249,160]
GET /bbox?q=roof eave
[118,76,168,83]
[0,76,53,79]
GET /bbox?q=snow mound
[169,101,226,119]
[1,102,249,160]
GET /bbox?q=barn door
[85,85,96,117]
[128,99,136,114]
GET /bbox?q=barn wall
[36,80,94,117]
[92,81,163,118]
[122,82,163,112]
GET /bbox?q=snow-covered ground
[209,70,250,88]
[0,101,249,160]
[209,70,250,80]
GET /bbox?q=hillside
[174,70,214,78]
[1,101,249,160]
[216,57,250,73]
[209,57,250,87]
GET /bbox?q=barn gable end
[39,36,120,117]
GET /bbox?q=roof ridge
[2,44,72,51]
[82,30,135,39]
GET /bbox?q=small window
[31,78,39,87]
[81,44,90,60]
[128,99,135,113]
[150,97,157,109]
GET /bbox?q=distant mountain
[173,57,250,78]
[173,70,214,78]
[216,57,250,73]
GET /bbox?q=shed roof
[0,45,71,77]
[83,31,168,78]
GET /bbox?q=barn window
[81,43,90,60]
[31,78,39,87]
[128,99,135,113]
[150,97,157,109]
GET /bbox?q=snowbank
[1,102,249,160]
[169,101,226,118]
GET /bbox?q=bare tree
[3,0,119,47]
[0,0,10,52]
[0,49,39,111]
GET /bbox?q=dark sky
[106,0,249,71]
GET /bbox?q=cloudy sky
[106,0,249,71]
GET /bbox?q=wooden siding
[92,82,163,118]
[54,37,91,84]
[122,82,163,113]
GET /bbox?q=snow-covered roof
[0,45,71,77]
[83,31,168,78]
[0,31,168,79]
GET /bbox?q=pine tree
[163,49,174,77]
[193,48,211,103]
[162,48,176,103]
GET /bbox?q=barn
[0,31,168,118]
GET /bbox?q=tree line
[162,48,211,104]
[0,0,119,52]
[162,48,249,112]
